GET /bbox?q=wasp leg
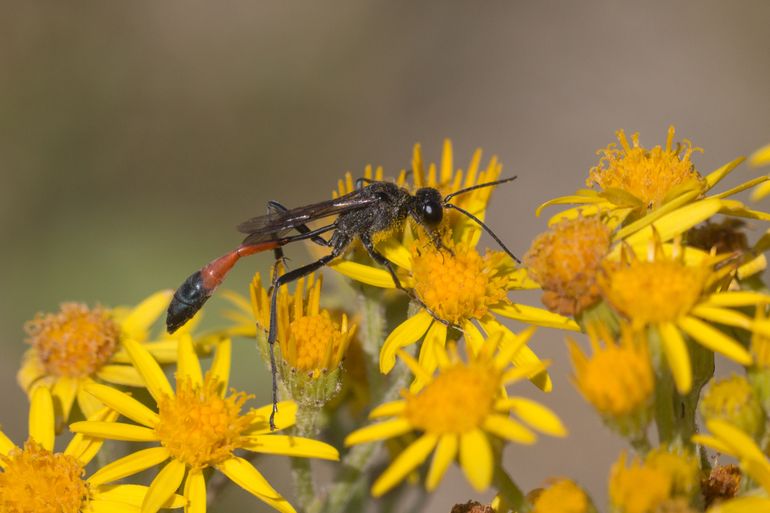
[266,248,342,430]
[360,234,459,330]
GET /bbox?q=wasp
[166,177,518,428]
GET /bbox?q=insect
[166,176,519,429]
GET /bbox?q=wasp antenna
[442,176,517,203]
[444,203,521,263]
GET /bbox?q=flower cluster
[5,133,770,513]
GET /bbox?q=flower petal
[122,338,174,402]
[535,193,602,217]
[416,321,447,379]
[690,305,752,330]
[216,456,296,513]
[377,238,413,272]
[121,290,173,340]
[369,401,406,419]
[70,421,159,442]
[51,376,78,424]
[93,484,185,509]
[84,382,159,427]
[706,291,770,307]
[750,144,770,168]
[379,310,433,373]
[491,304,579,331]
[143,340,179,364]
[426,434,458,491]
[210,338,232,395]
[481,317,551,392]
[329,260,396,288]
[345,418,413,446]
[621,198,722,250]
[78,385,106,419]
[657,322,692,394]
[64,408,119,465]
[495,397,566,437]
[96,365,146,387]
[184,468,206,513]
[88,447,171,486]
[678,316,752,366]
[247,401,297,434]
[708,496,770,513]
[243,435,339,460]
[482,414,536,445]
[176,335,202,388]
[29,386,55,451]
[371,434,438,497]
[0,429,16,456]
[705,156,746,190]
[459,429,493,491]
[142,459,186,513]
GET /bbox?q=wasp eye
[421,200,443,225]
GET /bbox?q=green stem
[292,408,323,512]
[493,463,529,513]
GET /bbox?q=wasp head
[412,187,444,226]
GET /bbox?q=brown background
[2,2,770,511]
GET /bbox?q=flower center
[411,239,510,324]
[156,374,253,469]
[587,127,704,210]
[404,363,499,434]
[600,259,707,326]
[525,217,611,316]
[289,313,344,374]
[24,303,120,378]
[573,342,653,419]
[0,439,89,513]
[610,452,673,513]
[700,375,763,437]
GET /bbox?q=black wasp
[166,176,518,429]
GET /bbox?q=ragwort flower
[18,290,176,421]
[344,332,566,497]
[70,336,339,513]
[0,386,183,513]
[598,236,767,393]
[538,126,769,238]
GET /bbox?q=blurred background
[2,1,770,511]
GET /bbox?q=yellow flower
[530,479,593,513]
[334,219,578,391]
[567,324,653,437]
[749,143,770,200]
[18,291,176,421]
[525,216,612,316]
[70,336,339,513]
[344,332,566,497]
[610,452,700,513]
[0,387,183,513]
[700,375,764,439]
[598,236,767,393]
[537,126,770,238]
[694,420,770,513]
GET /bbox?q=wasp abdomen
[166,270,211,333]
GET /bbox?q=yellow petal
[459,429,493,491]
[750,143,770,168]
[216,456,296,513]
[184,468,206,513]
[78,386,106,419]
[425,434,458,491]
[678,316,752,366]
[706,419,766,463]
[344,418,413,446]
[210,338,232,395]
[89,447,171,486]
[371,434,438,497]
[620,198,722,251]
[494,326,536,371]
[65,408,119,465]
[84,382,159,428]
[0,429,16,456]
[369,401,406,419]
[96,365,145,387]
[657,322,692,394]
[70,421,159,442]
[495,397,566,437]
[416,321,447,379]
[247,401,297,434]
[176,335,202,388]
[708,496,770,513]
[376,238,413,272]
[535,193,602,217]
[94,484,185,509]
[122,338,174,402]
[692,434,733,455]
[379,311,433,373]
[122,290,173,340]
[328,260,396,288]
[482,317,552,392]
[463,320,484,355]
[482,414,536,445]
[547,204,604,226]
[753,180,770,201]
[613,188,699,241]
[491,304,579,331]
[29,386,55,451]
[345,418,412,447]
[50,376,79,425]
[705,156,746,189]
[707,291,770,307]
[243,435,339,460]
[714,175,769,200]
[690,305,752,330]
[142,459,186,513]
[143,340,179,364]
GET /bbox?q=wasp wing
[236,189,377,245]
